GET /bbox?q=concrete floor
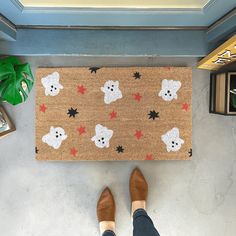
[0,57,236,236]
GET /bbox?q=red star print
[70,148,78,157]
[109,111,117,119]
[182,103,190,112]
[145,154,154,160]
[77,85,86,94]
[133,93,142,102]
[135,130,143,140]
[77,126,86,135]
[39,104,47,113]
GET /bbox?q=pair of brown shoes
[97,168,148,223]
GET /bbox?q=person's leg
[130,168,160,236]
[133,209,160,236]
[97,187,116,236]
[102,230,116,236]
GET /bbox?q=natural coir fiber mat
[36,67,192,161]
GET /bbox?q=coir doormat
[36,67,192,161]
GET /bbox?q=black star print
[67,107,79,118]
[35,147,38,154]
[89,67,100,74]
[188,148,192,157]
[148,110,159,120]
[116,145,124,153]
[133,72,141,80]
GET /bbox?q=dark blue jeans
[102,209,160,236]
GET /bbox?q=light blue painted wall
[0,1,236,56]
[207,9,236,42]
[0,17,16,41]
[0,29,207,56]
[0,0,235,27]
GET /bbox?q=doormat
[36,67,192,161]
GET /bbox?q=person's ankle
[131,200,146,216]
[99,221,115,235]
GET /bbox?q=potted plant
[0,56,34,105]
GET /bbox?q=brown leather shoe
[97,187,115,222]
[129,168,148,202]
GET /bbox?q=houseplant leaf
[0,57,34,105]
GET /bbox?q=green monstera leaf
[0,57,34,105]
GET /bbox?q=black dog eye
[102,142,105,144]
[172,141,174,144]
[107,87,110,89]
[112,85,114,87]
[176,143,178,145]
[165,93,167,96]
[172,145,174,148]
[60,134,62,136]
[56,131,58,134]
[111,89,113,91]
[55,87,57,90]
[51,85,53,88]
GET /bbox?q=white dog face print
[41,72,63,96]
[91,124,113,148]
[42,126,67,149]
[101,80,123,104]
[158,79,181,101]
[161,127,184,152]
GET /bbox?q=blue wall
[207,9,236,42]
[0,29,207,57]
[0,1,236,56]
[0,0,235,27]
[0,15,16,41]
